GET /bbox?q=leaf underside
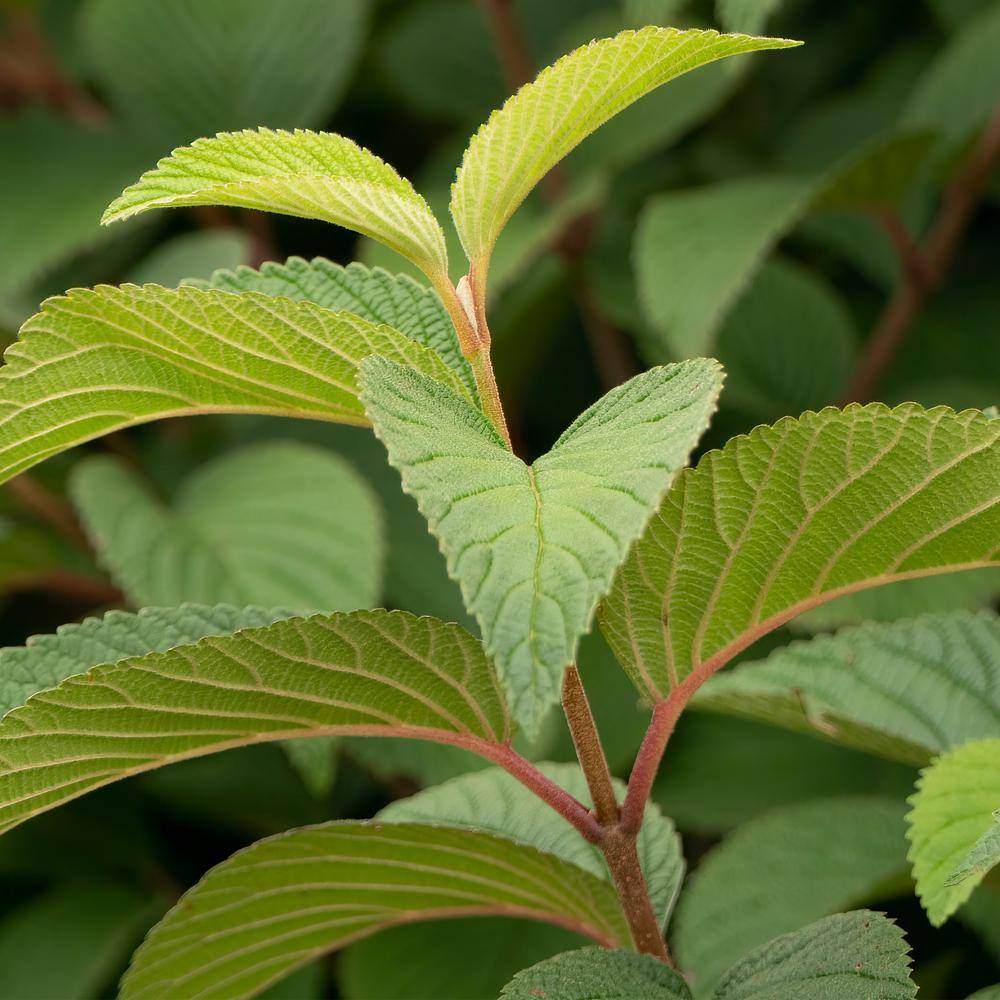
[0,284,467,485]
[600,404,1000,701]
[360,356,723,733]
[0,610,508,835]
[120,822,631,1000]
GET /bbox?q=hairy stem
[562,665,619,825]
[469,348,513,448]
[842,102,1000,403]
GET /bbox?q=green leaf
[103,130,449,283]
[120,822,631,999]
[715,0,785,34]
[693,610,1000,766]
[600,404,1000,701]
[81,0,369,145]
[360,357,723,732]
[907,738,1000,925]
[674,796,910,995]
[712,911,916,1000]
[71,442,382,612]
[342,918,583,1000]
[130,230,252,287]
[197,257,475,399]
[500,946,693,1000]
[903,1,1000,151]
[716,259,857,422]
[451,26,800,294]
[379,761,684,926]
[0,284,467,484]
[0,603,285,719]
[0,609,509,834]
[0,884,160,1000]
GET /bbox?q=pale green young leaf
[81,0,368,145]
[120,822,630,999]
[451,26,800,293]
[0,610,509,835]
[0,284,468,485]
[600,404,1000,701]
[0,884,160,1000]
[693,610,1000,766]
[71,442,382,612]
[196,257,476,398]
[360,356,723,733]
[500,947,693,1000]
[380,762,684,927]
[103,130,449,282]
[907,738,1000,925]
[673,796,909,995]
[713,910,916,1000]
[0,603,285,719]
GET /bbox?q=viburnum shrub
[0,24,998,1000]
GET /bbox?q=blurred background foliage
[0,0,998,996]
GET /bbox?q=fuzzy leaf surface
[694,610,1000,766]
[907,738,1000,925]
[712,910,916,1000]
[380,762,683,927]
[500,947,693,1000]
[104,130,448,281]
[673,796,909,995]
[600,404,1000,701]
[120,822,630,999]
[360,357,722,732]
[197,257,475,397]
[0,610,508,835]
[71,443,381,612]
[451,26,799,288]
[0,285,466,484]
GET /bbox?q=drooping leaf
[673,796,910,995]
[907,738,1000,925]
[71,442,382,612]
[360,356,723,732]
[600,404,1000,701]
[693,610,1000,766]
[0,610,509,834]
[712,910,916,1000]
[80,0,369,145]
[500,946,693,1000]
[0,284,467,484]
[120,822,631,999]
[380,761,684,926]
[103,130,449,283]
[0,884,161,1000]
[451,26,800,295]
[197,257,475,398]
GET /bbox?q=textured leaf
[0,884,160,1000]
[103,130,449,282]
[950,813,1000,888]
[635,177,813,360]
[0,284,467,484]
[360,357,723,732]
[81,0,368,145]
[600,404,1000,701]
[716,259,857,421]
[693,611,1000,766]
[71,442,382,612]
[674,797,909,995]
[500,947,693,1000]
[120,822,631,999]
[712,911,916,1000]
[197,257,475,398]
[907,738,1000,925]
[451,26,800,293]
[0,610,509,834]
[0,603,285,719]
[380,761,684,926]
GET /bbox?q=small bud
[455,274,478,333]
